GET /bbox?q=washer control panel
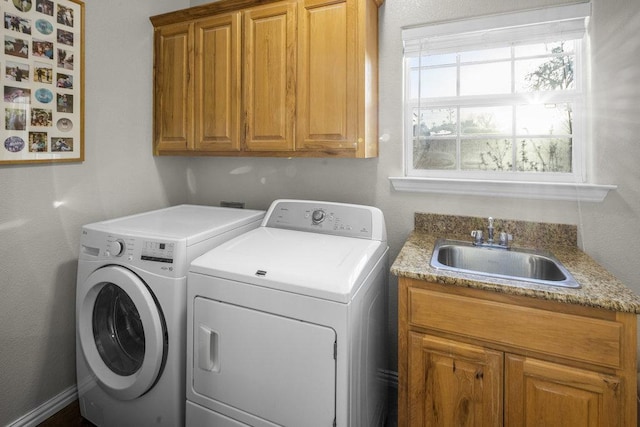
[264,200,386,241]
[101,236,176,264]
[311,209,326,225]
[141,241,175,264]
[80,227,187,277]
[107,239,126,257]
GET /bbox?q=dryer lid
[84,205,265,246]
[189,227,387,303]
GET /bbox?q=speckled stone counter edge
[391,213,640,314]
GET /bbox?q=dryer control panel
[263,200,387,242]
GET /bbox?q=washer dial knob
[108,239,125,257]
[311,209,326,224]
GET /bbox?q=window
[402,4,591,185]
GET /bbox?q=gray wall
[2,0,640,424]
[0,0,189,424]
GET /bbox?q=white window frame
[389,3,616,201]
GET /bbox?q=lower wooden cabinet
[409,333,502,427]
[398,277,637,427]
[505,355,622,427]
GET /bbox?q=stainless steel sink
[430,239,580,288]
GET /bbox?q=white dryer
[186,200,389,427]
[76,205,265,427]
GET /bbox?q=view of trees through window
[410,42,577,174]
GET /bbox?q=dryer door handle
[198,326,220,373]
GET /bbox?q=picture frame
[1,0,84,165]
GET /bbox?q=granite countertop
[391,213,640,314]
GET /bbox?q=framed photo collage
[1,0,83,164]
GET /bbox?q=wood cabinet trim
[408,286,623,369]
[150,0,383,28]
[151,0,283,27]
[404,278,618,320]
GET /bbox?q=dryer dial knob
[311,209,326,224]
[108,239,125,257]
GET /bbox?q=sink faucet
[471,217,512,249]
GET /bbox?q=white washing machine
[186,199,389,427]
[76,205,265,427]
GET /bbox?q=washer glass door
[78,265,167,400]
[93,283,146,376]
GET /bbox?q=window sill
[388,177,616,202]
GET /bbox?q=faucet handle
[499,231,513,247]
[471,230,483,244]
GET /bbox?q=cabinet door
[243,2,296,151]
[408,332,503,427]
[505,354,622,427]
[194,13,241,152]
[297,0,357,153]
[153,22,194,153]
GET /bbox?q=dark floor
[37,401,94,427]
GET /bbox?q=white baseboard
[7,385,78,427]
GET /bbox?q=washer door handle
[198,326,220,373]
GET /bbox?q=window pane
[515,41,575,58]
[412,108,457,139]
[414,139,457,170]
[515,56,575,92]
[461,138,513,171]
[409,53,457,67]
[516,137,572,172]
[517,103,573,135]
[460,47,510,63]
[408,68,420,99]
[460,62,511,96]
[403,16,583,180]
[460,106,512,135]
[420,67,457,98]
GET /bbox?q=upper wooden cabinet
[150,0,382,158]
[297,0,378,157]
[153,21,193,153]
[195,13,241,152]
[243,1,296,152]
